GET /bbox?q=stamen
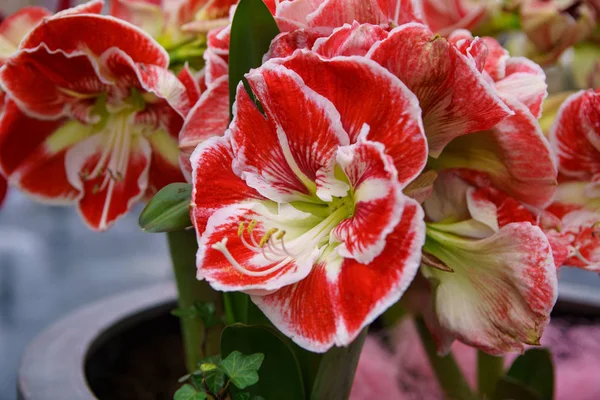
[211,238,292,277]
[568,245,593,265]
[238,222,245,236]
[260,228,278,247]
[276,230,286,240]
[247,219,257,234]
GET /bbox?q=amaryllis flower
[419,0,498,36]
[519,0,597,64]
[546,88,600,270]
[430,30,557,209]
[191,51,428,351]
[0,0,192,230]
[419,170,558,354]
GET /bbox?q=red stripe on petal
[252,263,338,352]
[313,22,388,58]
[308,0,388,28]
[278,51,426,186]
[369,23,511,157]
[332,141,404,264]
[338,200,424,337]
[190,135,264,234]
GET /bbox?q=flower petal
[423,222,558,354]
[179,75,229,180]
[368,22,512,157]
[252,199,425,352]
[276,50,427,187]
[313,22,388,58]
[65,128,152,231]
[235,63,350,202]
[332,141,404,264]
[178,64,201,106]
[20,13,168,67]
[495,57,547,119]
[190,135,264,234]
[307,0,388,29]
[0,175,6,207]
[197,201,321,292]
[422,0,487,36]
[146,129,185,198]
[549,89,600,180]
[435,95,558,208]
[0,6,50,56]
[109,0,164,38]
[0,100,82,203]
[265,29,322,60]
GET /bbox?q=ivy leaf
[139,183,192,233]
[233,393,250,400]
[204,369,227,394]
[173,384,207,400]
[220,351,265,389]
[172,302,218,328]
[504,348,554,400]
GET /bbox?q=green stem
[477,351,504,398]
[167,229,219,373]
[414,317,477,400]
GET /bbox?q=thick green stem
[478,351,504,398]
[167,229,219,373]
[414,317,477,400]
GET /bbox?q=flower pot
[17,283,183,400]
[17,282,600,400]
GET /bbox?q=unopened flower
[420,171,558,354]
[191,51,427,351]
[0,1,193,230]
[520,0,597,64]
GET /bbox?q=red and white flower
[0,1,192,230]
[420,170,558,354]
[191,51,427,352]
[431,30,557,209]
[547,88,600,271]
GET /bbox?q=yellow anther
[276,230,286,240]
[247,219,257,234]
[259,228,278,248]
[237,222,245,236]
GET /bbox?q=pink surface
[351,318,600,399]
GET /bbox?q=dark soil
[85,304,185,400]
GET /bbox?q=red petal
[0,175,6,207]
[146,130,185,198]
[173,0,236,26]
[549,89,600,180]
[495,57,547,119]
[0,100,79,202]
[375,0,424,25]
[277,50,426,186]
[253,198,425,352]
[204,49,228,85]
[21,13,168,67]
[178,64,201,106]
[190,135,264,234]
[179,75,230,179]
[313,22,388,58]
[66,132,152,231]
[308,0,388,28]
[368,23,512,157]
[240,64,350,202]
[52,0,104,17]
[332,141,404,264]
[265,29,322,60]
[422,0,486,36]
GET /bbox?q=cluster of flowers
[0,0,598,356]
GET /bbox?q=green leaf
[504,348,554,400]
[223,292,249,324]
[174,384,207,400]
[139,183,192,232]
[173,302,218,327]
[220,351,264,389]
[228,0,280,116]
[221,324,305,399]
[204,368,227,394]
[310,328,368,400]
[233,393,251,400]
[494,376,542,400]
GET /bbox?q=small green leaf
[494,376,542,400]
[220,351,264,389]
[139,183,192,233]
[221,324,305,399]
[174,384,207,400]
[204,369,227,394]
[228,0,280,117]
[504,348,554,400]
[178,372,192,383]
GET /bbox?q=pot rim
[17,282,176,400]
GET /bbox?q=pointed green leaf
[228,0,280,116]
[494,376,542,400]
[233,393,251,400]
[310,328,368,400]
[504,348,554,400]
[174,384,207,400]
[220,351,264,389]
[221,324,305,399]
[139,183,192,232]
